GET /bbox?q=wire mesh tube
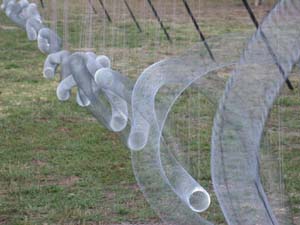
[37,28,62,54]
[129,34,248,224]
[68,53,129,132]
[2,0,62,54]
[26,17,43,40]
[2,0,300,224]
[43,50,71,79]
[211,1,300,224]
[3,0,29,27]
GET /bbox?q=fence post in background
[182,0,215,61]
[146,0,172,43]
[241,0,294,90]
[123,0,142,32]
[98,0,112,23]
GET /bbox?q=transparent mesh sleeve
[211,1,300,224]
[129,34,248,225]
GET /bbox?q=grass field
[1,1,300,224]
[0,11,157,225]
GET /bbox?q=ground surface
[1,0,300,225]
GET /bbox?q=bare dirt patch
[31,159,48,167]
[294,217,300,225]
[88,222,166,225]
[38,175,80,187]
[0,218,8,225]
[58,176,80,187]
[0,25,18,30]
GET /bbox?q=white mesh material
[1,0,299,224]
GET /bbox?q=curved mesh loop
[211,1,300,224]
[130,34,249,225]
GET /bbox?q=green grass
[1,1,300,224]
[0,12,157,225]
